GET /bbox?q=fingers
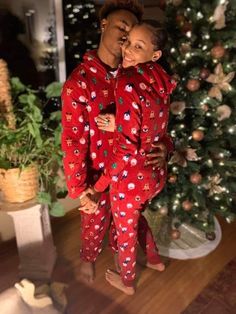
[145,158,166,169]
[78,203,98,214]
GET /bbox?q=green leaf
[37,192,52,205]
[45,82,63,98]
[11,77,26,93]
[49,202,65,217]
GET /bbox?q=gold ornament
[180,43,191,54]
[168,174,177,183]
[186,79,200,92]
[190,173,202,184]
[212,0,229,30]
[171,229,181,240]
[206,63,235,101]
[170,101,186,115]
[182,200,193,211]
[171,0,183,6]
[158,206,168,216]
[216,104,232,121]
[204,174,224,196]
[169,147,199,167]
[210,45,225,59]
[192,130,204,141]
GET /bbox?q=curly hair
[141,19,168,50]
[99,0,143,23]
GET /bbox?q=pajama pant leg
[80,191,112,262]
[110,191,141,287]
[138,215,162,264]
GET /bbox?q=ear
[100,18,108,32]
[152,50,162,62]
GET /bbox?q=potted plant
[0,59,66,216]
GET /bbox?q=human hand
[96,114,115,132]
[146,142,167,170]
[78,187,101,214]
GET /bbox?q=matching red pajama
[61,50,174,267]
[95,62,176,286]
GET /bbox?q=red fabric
[61,50,116,198]
[94,62,176,286]
[61,52,174,265]
[94,62,176,192]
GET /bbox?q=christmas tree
[150,0,236,238]
[63,0,99,75]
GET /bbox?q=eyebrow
[136,39,146,45]
[120,20,130,27]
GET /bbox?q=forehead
[129,24,153,40]
[108,9,138,27]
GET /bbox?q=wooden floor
[1,210,236,314]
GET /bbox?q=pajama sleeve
[94,83,141,192]
[61,76,90,198]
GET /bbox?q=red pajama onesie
[94,62,176,286]
[61,50,174,264]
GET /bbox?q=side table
[0,199,57,281]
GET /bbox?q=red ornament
[192,130,204,141]
[176,15,185,26]
[186,79,200,92]
[210,45,225,59]
[190,173,202,184]
[171,229,181,240]
[182,200,193,211]
[182,22,192,33]
[168,174,177,184]
[200,68,210,80]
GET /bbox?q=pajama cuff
[122,278,135,288]
[94,175,110,192]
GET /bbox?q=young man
[61,0,172,283]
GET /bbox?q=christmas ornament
[180,43,191,54]
[216,104,232,121]
[176,14,185,26]
[186,79,200,92]
[212,0,229,30]
[182,200,193,211]
[210,45,225,59]
[204,174,224,196]
[200,68,210,80]
[192,130,204,141]
[168,174,177,183]
[170,101,186,115]
[206,63,235,101]
[169,147,199,167]
[171,0,183,6]
[201,104,209,112]
[190,173,202,184]
[158,206,168,216]
[182,22,192,33]
[171,229,181,240]
[206,231,216,241]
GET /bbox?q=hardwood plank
[0,210,236,314]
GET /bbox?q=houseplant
[0,59,66,216]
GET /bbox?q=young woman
[90,20,176,294]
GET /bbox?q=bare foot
[79,261,95,283]
[105,269,135,295]
[146,262,165,272]
[114,252,121,273]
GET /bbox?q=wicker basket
[0,165,39,203]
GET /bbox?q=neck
[97,44,120,69]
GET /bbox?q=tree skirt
[156,217,222,260]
